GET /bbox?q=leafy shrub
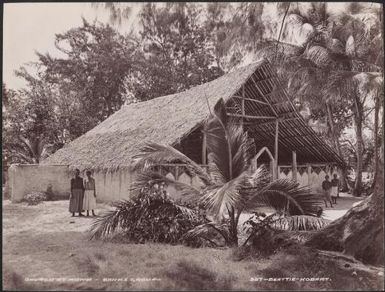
[91,186,208,246]
[45,184,54,201]
[23,191,48,205]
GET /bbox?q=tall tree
[272,4,383,195]
[123,3,223,101]
[36,19,137,129]
[2,78,60,164]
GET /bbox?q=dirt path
[3,200,383,291]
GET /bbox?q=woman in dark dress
[69,169,85,217]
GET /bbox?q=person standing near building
[69,169,85,217]
[322,175,333,208]
[83,170,97,216]
[330,173,340,204]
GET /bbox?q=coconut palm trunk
[352,97,364,196]
[371,93,380,189]
[326,102,349,191]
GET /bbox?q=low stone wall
[9,164,71,202]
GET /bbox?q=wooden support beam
[247,116,301,127]
[274,119,279,179]
[270,160,275,182]
[227,113,276,120]
[232,95,269,105]
[251,76,279,117]
[292,151,297,182]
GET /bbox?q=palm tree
[256,3,383,195]
[94,98,323,247]
[324,72,383,195]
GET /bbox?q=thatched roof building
[43,60,344,171]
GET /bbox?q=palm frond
[227,122,255,178]
[242,165,271,194]
[243,179,323,216]
[207,161,227,185]
[130,171,202,203]
[206,98,255,183]
[182,222,231,246]
[173,204,200,220]
[326,38,345,55]
[271,215,330,231]
[254,40,304,65]
[303,45,331,68]
[132,143,211,185]
[322,71,359,102]
[205,99,233,182]
[345,35,355,57]
[288,66,326,100]
[200,172,248,217]
[89,199,132,239]
[206,121,231,181]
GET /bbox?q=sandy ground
[238,194,363,225]
[3,198,383,291]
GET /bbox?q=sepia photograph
[2,1,384,291]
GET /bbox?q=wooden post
[175,165,179,181]
[202,126,207,165]
[270,160,275,181]
[274,119,279,179]
[292,151,297,182]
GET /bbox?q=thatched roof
[43,59,344,171]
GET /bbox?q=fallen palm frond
[271,215,330,231]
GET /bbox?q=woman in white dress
[83,170,97,216]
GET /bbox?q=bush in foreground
[23,191,48,205]
[90,186,208,246]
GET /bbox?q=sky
[3,2,141,90]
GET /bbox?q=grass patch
[3,200,383,291]
[162,259,235,290]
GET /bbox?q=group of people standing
[69,169,97,217]
[322,173,340,208]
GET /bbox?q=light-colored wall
[9,164,133,203]
[279,165,339,193]
[9,164,72,202]
[92,170,132,202]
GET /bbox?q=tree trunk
[326,102,348,191]
[305,134,384,266]
[353,112,364,196]
[371,93,380,188]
